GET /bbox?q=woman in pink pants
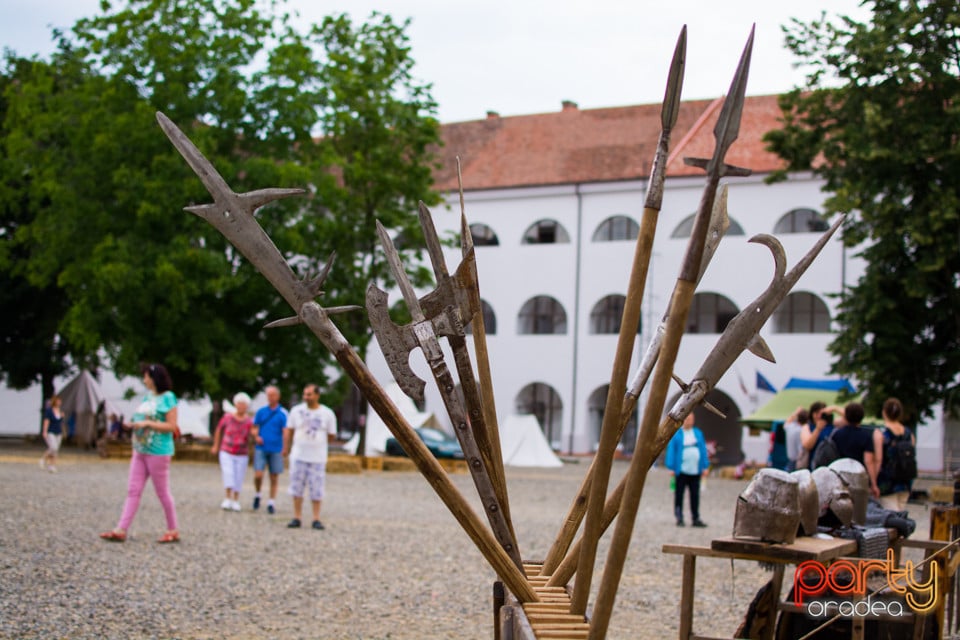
[100,363,180,543]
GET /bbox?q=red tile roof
[434,94,787,192]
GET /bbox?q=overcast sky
[5,0,870,123]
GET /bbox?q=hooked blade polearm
[154,111,538,604]
[368,219,523,570]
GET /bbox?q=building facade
[365,95,944,471]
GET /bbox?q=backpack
[811,427,840,469]
[882,428,917,485]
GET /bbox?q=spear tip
[661,25,687,131]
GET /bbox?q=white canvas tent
[57,370,121,447]
[345,382,442,456]
[499,414,562,468]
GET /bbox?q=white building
[365,95,946,472]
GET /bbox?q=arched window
[671,214,745,238]
[773,208,829,233]
[773,292,831,333]
[517,296,567,334]
[469,223,499,246]
[522,219,570,244]
[588,385,639,453]
[465,299,497,335]
[592,215,639,242]
[515,382,563,449]
[686,293,739,334]
[589,295,640,335]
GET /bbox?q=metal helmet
[733,468,801,544]
[811,466,854,527]
[790,468,820,536]
[828,458,870,524]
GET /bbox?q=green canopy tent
[740,378,859,428]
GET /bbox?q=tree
[0,1,440,416]
[765,0,960,422]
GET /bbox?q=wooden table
[661,535,870,640]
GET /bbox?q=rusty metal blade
[661,26,687,132]
[709,25,755,174]
[375,220,425,321]
[418,201,449,278]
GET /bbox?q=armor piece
[828,458,870,524]
[790,469,820,536]
[811,466,854,527]
[733,468,801,544]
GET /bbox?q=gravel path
[0,447,935,639]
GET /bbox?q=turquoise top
[132,391,177,456]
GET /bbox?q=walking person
[877,397,917,511]
[40,395,65,473]
[799,402,842,470]
[211,392,254,512]
[251,386,287,514]
[100,363,180,543]
[665,412,710,527]
[283,384,338,530]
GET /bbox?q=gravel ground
[0,446,936,639]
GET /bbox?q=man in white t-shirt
[282,384,338,530]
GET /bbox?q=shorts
[219,451,248,492]
[288,460,326,502]
[253,449,284,475]
[44,433,62,454]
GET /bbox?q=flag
[756,371,777,393]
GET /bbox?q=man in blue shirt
[665,412,710,528]
[252,386,288,514]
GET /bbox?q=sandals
[99,530,127,542]
[156,531,180,544]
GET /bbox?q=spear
[540,182,727,579]
[552,28,686,614]
[588,27,755,639]
[546,214,845,589]
[155,112,538,603]
[457,160,515,542]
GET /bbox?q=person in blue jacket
[665,412,710,527]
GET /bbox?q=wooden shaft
[429,340,524,570]
[589,280,696,639]
[446,334,523,568]
[547,413,675,588]
[450,331,517,548]
[567,207,660,615]
[466,287,515,541]
[300,304,537,603]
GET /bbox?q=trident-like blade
[667,215,846,421]
[375,221,425,322]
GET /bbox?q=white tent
[57,370,121,447]
[499,414,563,468]
[347,382,441,456]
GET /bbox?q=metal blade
[661,26,687,132]
[709,25,755,175]
[375,220,425,322]
[418,201,449,278]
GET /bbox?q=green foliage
[0,0,440,411]
[765,0,960,421]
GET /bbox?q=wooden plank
[525,614,585,624]
[708,536,858,563]
[531,623,591,631]
[535,632,589,639]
